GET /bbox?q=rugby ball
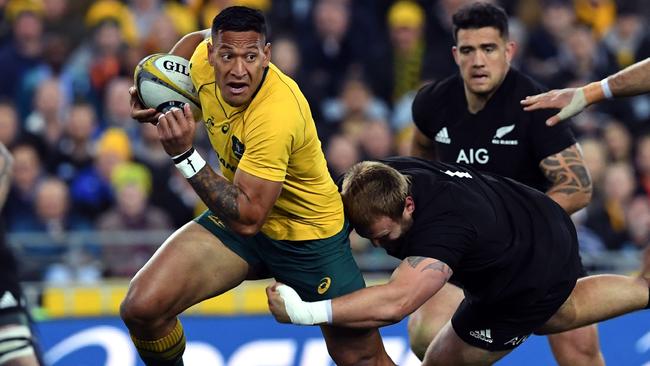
[134,53,202,121]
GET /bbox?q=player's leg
[264,222,394,365]
[546,326,604,366]
[421,321,510,366]
[320,325,393,366]
[537,274,649,335]
[407,283,464,359]
[0,308,41,366]
[120,219,255,366]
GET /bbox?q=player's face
[209,30,271,107]
[364,197,415,254]
[452,27,515,96]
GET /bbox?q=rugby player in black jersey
[267,157,650,366]
[408,2,598,364]
[0,142,41,366]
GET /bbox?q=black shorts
[0,287,25,316]
[451,278,576,351]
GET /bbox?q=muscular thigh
[423,322,510,366]
[129,221,251,314]
[408,283,464,340]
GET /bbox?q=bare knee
[547,326,604,366]
[120,278,177,332]
[408,315,436,360]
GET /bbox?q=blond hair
[340,161,410,232]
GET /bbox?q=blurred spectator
[325,134,359,180]
[42,0,85,49]
[141,12,182,54]
[522,0,575,87]
[602,1,650,70]
[574,0,616,39]
[366,0,427,105]
[358,119,395,160]
[602,119,633,164]
[320,77,389,143]
[69,127,130,219]
[24,77,68,167]
[584,162,637,250]
[299,0,360,109]
[626,195,650,249]
[103,77,137,134]
[420,0,467,82]
[4,142,44,233]
[271,35,303,82]
[51,101,98,183]
[579,137,609,197]
[97,162,173,278]
[0,4,45,112]
[0,100,20,148]
[12,177,98,283]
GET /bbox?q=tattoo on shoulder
[189,168,241,221]
[405,256,453,278]
[540,145,592,195]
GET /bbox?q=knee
[120,280,173,329]
[408,316,436,360]
[328,348,380,366]
[548,327,603,365]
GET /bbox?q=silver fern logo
[492,124,518,145]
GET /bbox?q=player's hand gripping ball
[134,53,202,121]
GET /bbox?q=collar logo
[317,277,332,295]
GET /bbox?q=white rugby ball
[134,53,202,121]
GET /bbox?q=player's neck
[464,89,494,114]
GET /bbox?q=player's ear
[505,41,516,65]
[404,196,415,215]
[451,46,460,66]
[207,41,215,66]
[262,42,271,67]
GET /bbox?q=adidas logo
[469,329,493,344]
[0,291,18,309]
[435,127,451,144]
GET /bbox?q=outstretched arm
[521,58,650,126]
[267,256,452,328]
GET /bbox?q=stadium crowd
[0,0,649,285]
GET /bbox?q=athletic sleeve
[528,108,576,162]
[412,81,442,138]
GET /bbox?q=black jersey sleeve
[412,80,445,138]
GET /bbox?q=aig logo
[456,148,489,164]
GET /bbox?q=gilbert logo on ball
[134,53,202,121]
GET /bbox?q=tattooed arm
[539,143,593,214]
[0,143,13,210]
[326,256,452,328]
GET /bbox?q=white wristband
[277,285,333,325]
[172,147,206,179]
[601,78,613,99]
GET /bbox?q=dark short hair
[211,6,267,40]
[452,2,509,42]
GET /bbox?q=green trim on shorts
[195,211,365,301]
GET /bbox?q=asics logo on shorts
[469,329,493,344]
[317,277,332,295]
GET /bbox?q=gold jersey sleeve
[189,40,345,241]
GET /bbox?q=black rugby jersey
[412,68,576,192]
[0,223,20,294]
[381,156,580,308]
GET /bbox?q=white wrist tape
[601,78,613,99]
[277,285,332,325]
[557,88,588,121]
[172,147,206,179]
